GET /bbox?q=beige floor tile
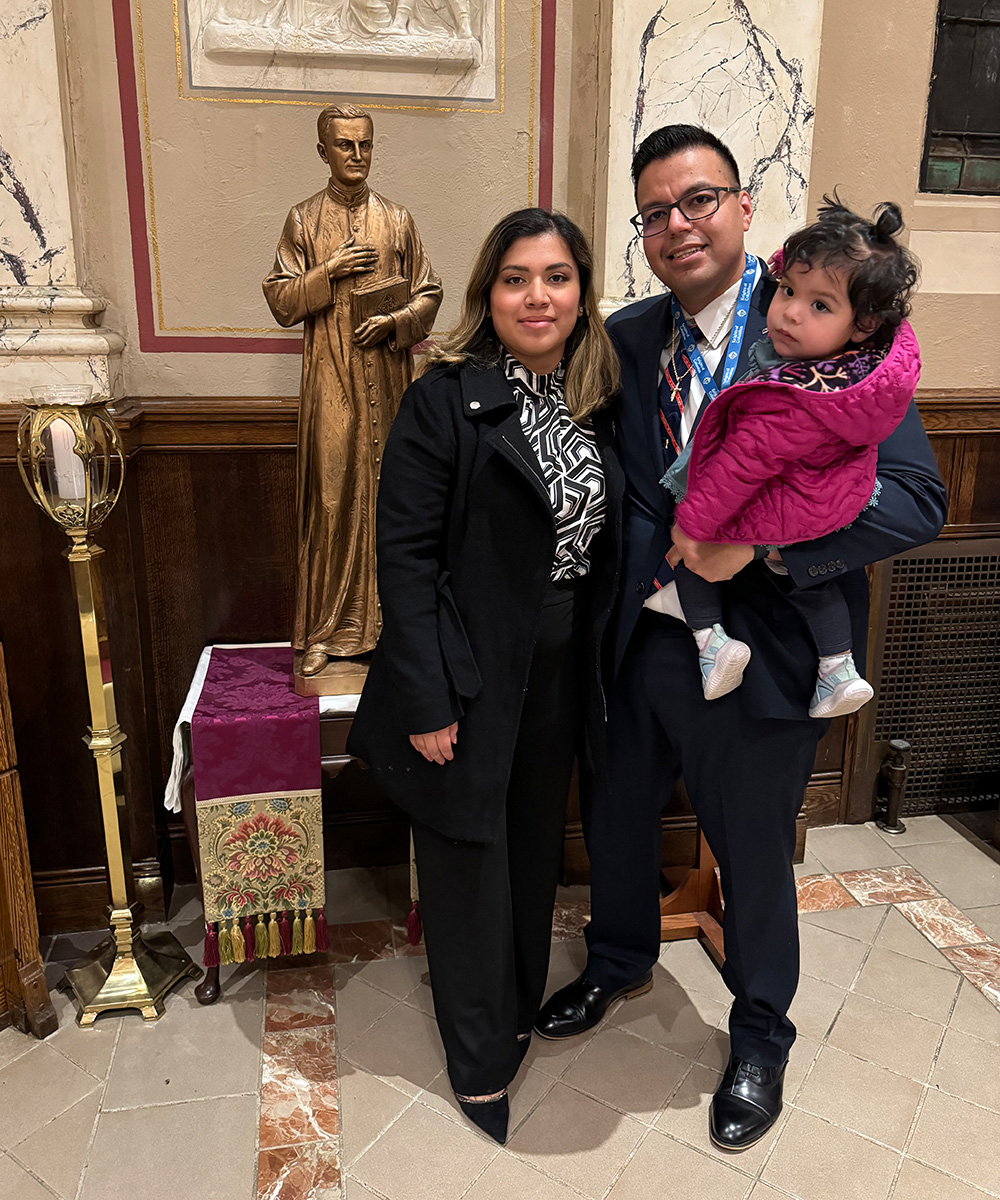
[931,1026,1000,1112]
[352,1101,496,1200]
[793,1045,922,1149]
[326,866,393,922]
[343,1180,382,1200]
[747,1186,793,1200]
[522,1024,596,1080]
[79,1094,257,1200]
[400,977,435,1017]
[507,1082,645,1198]
[334,977,399,1050]
[606,1128,752,1200]
[463,1152,585,1200]
[786,973,847,1041]
[607,977,728,1060]
[900,842,1000,910]
[0,1152,58,1200]
[347,955,429,1000]
[910,1087,1000,1193]
[852,946,960,1023]
[102,990,263,1108]
[867,815,969,848]
[0,1028,34,1074]
[0,1043,99,1149]
[967,904,1000,943]
[10,1091,99,1199]
[338,1066,413,1165]
[827,993,944,1080]
[696,1027,731,1073]
[658,939,733,1005]
[343,1001,446,1097]
[798,921,869,989]
[656,1061,786,1173]
[783,1035,823,1101]
[561,1026,689,1120]
[949,979,1000,1044]
[807,825,907,873]
[892,1157,1000,1200]
[762,1108,900,1200]
[543,939,589,995]
[874,906,952,966]
[794,851,827,879]
[799,904,888,943]
[48,1013,121,1081]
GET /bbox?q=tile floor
[1,815,998,1200]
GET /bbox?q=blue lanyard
[669,253,757,402]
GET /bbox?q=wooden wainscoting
[2,389,993,930]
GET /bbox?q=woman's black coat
[346,359,624,844]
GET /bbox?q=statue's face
[318,118,374,188]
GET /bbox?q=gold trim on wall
[137,0,534,335]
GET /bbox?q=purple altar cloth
[191,647,320,803]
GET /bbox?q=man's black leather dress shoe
[533,971,653,1039]
[709,1055,785,1151]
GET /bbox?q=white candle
[48,417,88,501]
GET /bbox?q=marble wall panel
[602,0,824,303]
[182,0,500,103]
[0,1,76,288]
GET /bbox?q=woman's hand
[409,723,459,765]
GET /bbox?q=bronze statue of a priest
[264,103,443,684]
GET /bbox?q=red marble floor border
[253,863,1000,1194]
[796,866,1000,1013]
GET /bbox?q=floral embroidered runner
[191,647,327,966]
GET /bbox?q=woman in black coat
[347,208,623,1143]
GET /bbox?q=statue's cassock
[263,178,442,659]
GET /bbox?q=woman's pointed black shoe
[455,1091,510,1144]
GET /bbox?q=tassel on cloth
[291,913,304,956]
[316,910,330,953]
[256,915,269,959]
[406,900,423,946]
[303,912,316,954]
[231,919,246,964]
[219,922,234,966]
[268,912,280,958]
[243,916,255,963]
[279,911,292,956]
[203,923,220,968]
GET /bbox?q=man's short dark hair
[631,125,741,195]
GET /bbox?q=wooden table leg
[659,828,725,967]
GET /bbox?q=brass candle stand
[17,386,199,1025]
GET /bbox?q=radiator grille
[874,551,1000,814]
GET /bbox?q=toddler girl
[666,196,921,718]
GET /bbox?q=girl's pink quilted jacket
[674,320,921,545]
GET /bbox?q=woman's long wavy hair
[418,209,619,422]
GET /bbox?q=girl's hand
[409,723,459,765]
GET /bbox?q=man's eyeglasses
[629,187,742,238]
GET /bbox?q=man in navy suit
[535,125,947,1150]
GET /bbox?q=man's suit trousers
[583,608,826,1066]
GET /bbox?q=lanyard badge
[670,253,757,404]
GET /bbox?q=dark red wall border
[111,0,557,355]
[537,0,556,210]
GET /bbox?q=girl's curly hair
[780,192,920,338]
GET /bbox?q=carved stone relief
[184,0,497,102]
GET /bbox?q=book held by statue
[350,275,409,329]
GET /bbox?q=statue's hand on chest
[325,236,379,281]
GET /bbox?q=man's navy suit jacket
[605,264,948,720]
